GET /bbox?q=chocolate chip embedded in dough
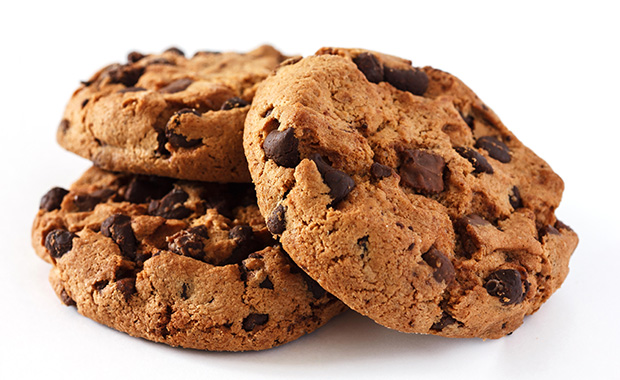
[352,52,384,84]
[124,176,174,204]
[399,149,445,193]
[422,247,455,284]
[168,228,207,261]
[116,277,137,300]
[242,313,269,331]
[383,66,429,95]
[164,47,185,56]
[59,119,70,134]
[108,65,145,87]
[509,186,523,209]
[455,147,494,174]
[159,78,193,94]
[117,87,147,94]
[222,225,257,265]
[127,51,145,63]
[475,136,511,163]
[263,128,300,168]
[370,162,393,179]
[101,214,137,260]
[148,188,191,219]
[484,269,525,305]
[259,277,274,290]
[310,154,355,206]
[45,229,77,259]
[40,187,69,211]
[220,97,249,110]
[430,312,458,332]
[267,204,286,234]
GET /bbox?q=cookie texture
[58,45,286,183]
[243,47,578,339]
[32,167,345,351]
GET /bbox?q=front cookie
[58,45,286,183]
[244,48,578,339]
[32,167,345,351]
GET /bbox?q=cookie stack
[32,45,578,351]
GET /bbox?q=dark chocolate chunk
[101,214,137,260]
[383,66,429,95]
[484,269,525,305]
[399,149,445,193]
[127,51,145,63]
[259,277,274,290]
[301,271,326,299]
[430,312,458,332]
[148,188,191,219]
[81,98,89,108]
[60,289,76,307]
[539,224,561,241]
[155,132,170,156]
[117,86,147,94]
[509,186,523,209]
[357,235,370,258]
[310,154,356,206]
[459,111,475,129]
[455,147,494,174]
[475,136,511,163]
[59,119,70,134]
[263,128,300,168]
[108,65,144,87]
[352,52,384,83]
[454,214,489,258]
[116,278,136,300]
[159,78,193,94]
[242,313,269,331]
[422,247,455,284]
[267,204,286,234]
[40,187,69,211]
[262,107,273,118]
[166,131,201,148]
[124,175,174,204]
[370,162,393,179]
[164,47,185,56]
[220,97,249,110]
[147,58,174,66]
[555,220,573,232]
[45,229,76,259]
[223,225,257,265]
[169,228,207,261]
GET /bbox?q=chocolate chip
[166,131,201,148]
[430,312,458,332]
[220,97,249,110]
[155,132,170,156]
[124,176,174,203]
[40,187,69,211]
[117,87,147,94]
[370,162,393,179]
[267,204,286,234]
[81,98,89,108]
[177,108,202,117]
[72,193,102,212]
[127,51,145,63]
[148,58,174,66]
[101,214,137,260]
[148,188,191,219]
[399,149,445,193]
[352,52,383,83]
[60,289,76,307]
[459,111,474,129]
[509,186,523,209]
[475,136,511,163]
[539,224,561,241]
[223,225,257,265]
[555,220,573,231]
[169,228,207,261]
[116,278,136,300]
[164,47,185,56]
[302,271,327,299]
[242,313,269,331]
[263,128,300,168]
[310,154,356,206]
[108,65,144,87]
[454,214,489,258]
[357,235,370,258]
[484,269,525,305]
[59,119,70,134]
[262,107,274,118]
[455,147,494,174]
[45,229,76,259]
[159,78,193,94]
[383,66,429,95]
[259,277,274,290]
[462,214,490,227]
[422,247,455,284]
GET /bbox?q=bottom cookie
[32,167,346,351]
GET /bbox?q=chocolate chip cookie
[243,48,578,339]
[32,167,345,351]
[58,45,286,183]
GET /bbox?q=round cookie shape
[32,167,345,351]
[58,45,286,183]
[243,48,578,339]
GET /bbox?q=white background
[1,1,618,379]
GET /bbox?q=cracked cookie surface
[243,47,578,339]
[58,45,286,183]
[32,167,345,351]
